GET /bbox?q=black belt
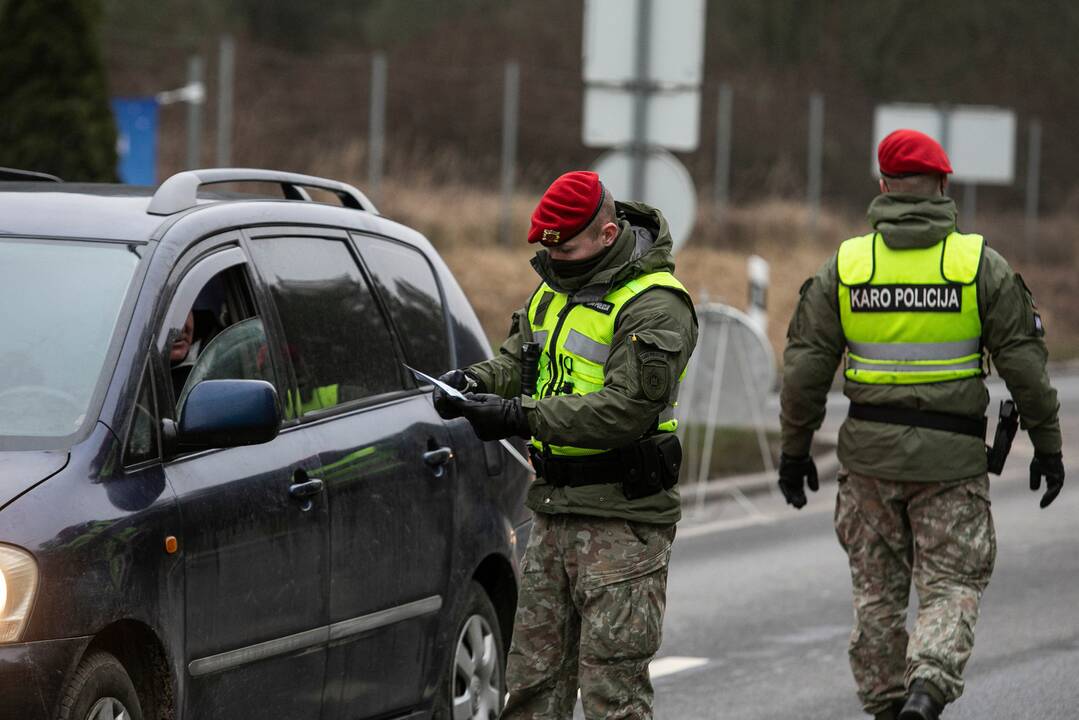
[848,402,987,439]
[528,446,623,487]
[528,434,682,499]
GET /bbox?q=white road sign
[583,87,701,150]
[946,107,1016,184]
[582,0,706,151]
[593,148,697,253]
[583,0,706,86]
[872,103,1016,185]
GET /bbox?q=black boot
[898,679,944,720]
[874,700,906,720]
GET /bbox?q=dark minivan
[0,168,531,720]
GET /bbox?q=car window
[357,238,450,376]
[165,263,281,417]
[0,238,139,444]
[177,318,273,412]
[124,361,159,466]
[247,235,402,418]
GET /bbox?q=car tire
[58,650,144,720]
[434,580,506,720]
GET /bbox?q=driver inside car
[169,310,200,399]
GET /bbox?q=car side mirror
[170,379,281,452]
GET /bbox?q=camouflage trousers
[501,512,675,720]
[835,470,996,715]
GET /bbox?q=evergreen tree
[0,0,117,181]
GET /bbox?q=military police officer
[779,130,1065,720]
[435,171,698,719]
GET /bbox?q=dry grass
[323,162,1079,362]
[434,232,840,362]
[440,244,536,340]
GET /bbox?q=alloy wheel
[452,614,502,720]
[84,697,130,720]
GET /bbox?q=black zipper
[543,301,576,398]
[540,300,576,459]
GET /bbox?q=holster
[986,399,1019,475]
[620,434,682,499]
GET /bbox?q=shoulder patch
[583,300,615,315]
[641,361,670,402]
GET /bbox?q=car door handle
[289,478,324,499]
[423,446,454,477]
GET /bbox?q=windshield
[0,238,140,444]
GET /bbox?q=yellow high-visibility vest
[527,271,690,456]
[838,231,984,385]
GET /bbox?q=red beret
[878,129,953,176]
[528,171,605,245]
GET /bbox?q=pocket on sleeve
[631,329,683,401]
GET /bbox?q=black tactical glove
[432,370,483,420]
[444,392,530,441]
[778,453,819,510]
[1030,451,1064,508]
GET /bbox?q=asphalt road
[649,375,1079,719]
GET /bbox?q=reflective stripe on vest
[563,328,610,365]
[837,231,984,385]
[528,270,690,457]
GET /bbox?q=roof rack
[0,167,62,182]
[147,168,378,216]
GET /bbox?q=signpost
[1025,119,1042,252]
[807,93,824,234]
[712,83,733,213]
[217,35,235,167]
[156,62,206,171]
[368,53,388,207]
[583,0,706,246]
[582,0,705,152]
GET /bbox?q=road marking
[650,656,709,679]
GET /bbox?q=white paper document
[406,365,535,475]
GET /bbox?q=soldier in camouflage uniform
[435,171,697,719]
[779,130,1064,720]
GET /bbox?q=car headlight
[0,544,38,643]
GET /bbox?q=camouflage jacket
[781,193,1061,482]
[468,201,698,523]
